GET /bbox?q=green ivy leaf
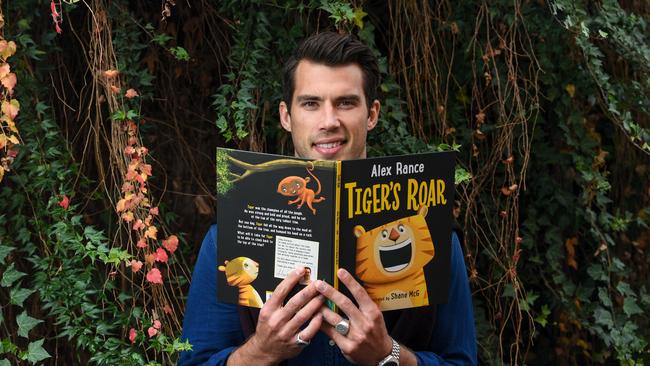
[163,338,193,353]
[0,245,13,265]
[1,338,18,354]
[126,110,139,120]
[16,311,43,338]
[0,359,11,366]
[169,46,190,61]
[534,304,551,327]
[10,287,36,307]
[1,263,26,287]
[593,307,613,328]
[21,339,50,364]
[623,297,643,317]
[455,167,472,185]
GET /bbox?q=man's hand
[228,267,324,366]
[316,268,417,366]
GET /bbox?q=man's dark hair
[282,32,380,111]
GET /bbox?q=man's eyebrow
[335,95,361,103]
[296,95,323,102]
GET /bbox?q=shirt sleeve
[414,232,478,366]
[178,225,245,366]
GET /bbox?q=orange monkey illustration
[276,162,325,214]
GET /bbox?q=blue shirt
[179,225,476,365]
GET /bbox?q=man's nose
[320,103,340,130]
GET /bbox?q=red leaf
[59,195,70,210]
[150,207,159,216]
[133,219,145,231]
[1,73,17,93]
[103,69,119,79]
[162,235,179,253]
[50,1,59,18]
[130,260,143,272]
[136,238,147,248]
[154,247,168,263]
[147,326,158,337]
[128,328,137,344]
[146,268,163,284]
[125,88,139,99]
[153,320,161,329]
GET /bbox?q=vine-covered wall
[0,0,648,365]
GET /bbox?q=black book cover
[216,148,454,311]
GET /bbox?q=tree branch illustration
[226,156,333,182]
[216,150,335,196]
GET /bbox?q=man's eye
[302,101,318,108]
[338,100,355,108]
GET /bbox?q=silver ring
[335,318,350,336]
[296,333,310,347]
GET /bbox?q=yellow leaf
[0,41,16,60]
[8,134,19,144]
[7,120,17,133]
[565,84,576,98]
[144,225,158,240]
[353,7,367,30]
[116,198,127,212]
[2,99,19,119]
[0,165,4,182]
[121,211,134,222]
[0,134,6,149]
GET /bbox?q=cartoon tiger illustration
[353,206,434,310]
[218,257,263,308]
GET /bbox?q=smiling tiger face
[218,257,259,286]
[353,206,434,284]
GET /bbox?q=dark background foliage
[0,0,648,365]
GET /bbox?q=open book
[216,148,455,311]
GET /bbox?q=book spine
[333,160,341,293]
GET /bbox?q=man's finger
[296,311,323,344]
[337,268,375,310]
[285,293,325,333]
[319,322,349,352]
[282,281,320,316]
[319,305,344,328]
[313,279,362,322]
[265,267,305,309]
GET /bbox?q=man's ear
[279,101,292,132]
[367,99,380,131]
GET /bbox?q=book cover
[216,148,454,311]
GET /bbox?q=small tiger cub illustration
[353,206,434,310]
[218,257,263,308]
[276,161,325,215]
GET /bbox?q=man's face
[280,60,380,161]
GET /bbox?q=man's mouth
[314,141,343,149]
[378,238,412,272]
[313,140,345,155]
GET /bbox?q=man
[180,32,477,366]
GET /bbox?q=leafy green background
[0,0,648,365]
